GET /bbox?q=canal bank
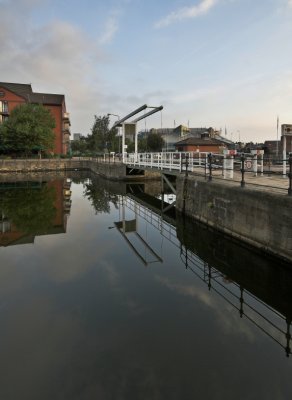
[176,175,292,263]
[1,158,292,262]
[0,158,160,181]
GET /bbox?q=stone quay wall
[176,175,292,262]
[0,158,160,181]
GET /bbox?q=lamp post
[107,113,121,155]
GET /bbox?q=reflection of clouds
[0,293,85,399]
[156,276,255,342]
[101,261,120,287]
[98,260,147,317]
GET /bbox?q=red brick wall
[0,86,26,112]
[0,86,64,154]
[177,144,223,153]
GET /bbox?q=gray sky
[1,0,292,142]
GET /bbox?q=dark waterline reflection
[0,172,292,400]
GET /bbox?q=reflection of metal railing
[124,196,178,247]
[180,245,292,358]
[122,194,292,358]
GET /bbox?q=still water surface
[0,172,292,399]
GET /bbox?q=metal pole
[185,153,189,177]
[288,153,292,196]
[122,123,125,163]
[240,154,245,188]
[208,153,212,181]
[283,135,287,178]
[276,116,279,158]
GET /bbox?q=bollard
[240,154,245,188]
[208,153,212,181]
[185,153,189,177]
[288,154,292,196]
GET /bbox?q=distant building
[263,140,281,156]
[174,137,226,153]
[138,125,231,152]
[0,82,71,154]
[138,125,210,151]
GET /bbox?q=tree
[87,115,118,153]
[0,103,56,156]
[138,137,147,152]
[70,136,88,155]
[147,132,164,152]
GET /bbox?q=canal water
[0,172,292,399]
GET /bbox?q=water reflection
[0,177,72,246]
[1,173,292,399]
[80,176,292,358]
[83,177,119,214]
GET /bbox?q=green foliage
[70,136,89,155]
[125,138,135,153]
[146,132,164,152]
[1,185,57,234]
[138,137,147,152]
[83,178,119,214]
[0,103,55,155]
[87,115,118,153]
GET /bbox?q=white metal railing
[124,151,232,177]
[125,151,211,171]
[124,151,266,180]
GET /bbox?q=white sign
[281,124,292,136]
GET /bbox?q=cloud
[156,276,256,340]
[155,0,219,28]
[0,0,106,135]
[99,12,120,45]
[288,0,292,7]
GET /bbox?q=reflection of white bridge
[116,194,291,358]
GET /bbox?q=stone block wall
[176,175,292,262]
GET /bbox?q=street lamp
[107,113,121,154]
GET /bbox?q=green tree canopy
[0,103,56,155]
[70,136,89,155]
[87,115,118,153]
[146,132,164,152]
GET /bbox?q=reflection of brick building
[0,82,71,155]
[0,179,71,247]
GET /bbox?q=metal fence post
[185,153,189,177]
[205,154,208,177]
[241,154,245,188]
[288,154,292,196]
[208,153,212,181]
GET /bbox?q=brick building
[175,137,226,153]
[0,82,71,154]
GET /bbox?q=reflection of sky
[0,179,292,399]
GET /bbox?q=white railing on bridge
[124,151,264,179]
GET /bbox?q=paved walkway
[193,168,291,196]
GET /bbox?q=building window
[0,100,8,113]
[0,114,8,124]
